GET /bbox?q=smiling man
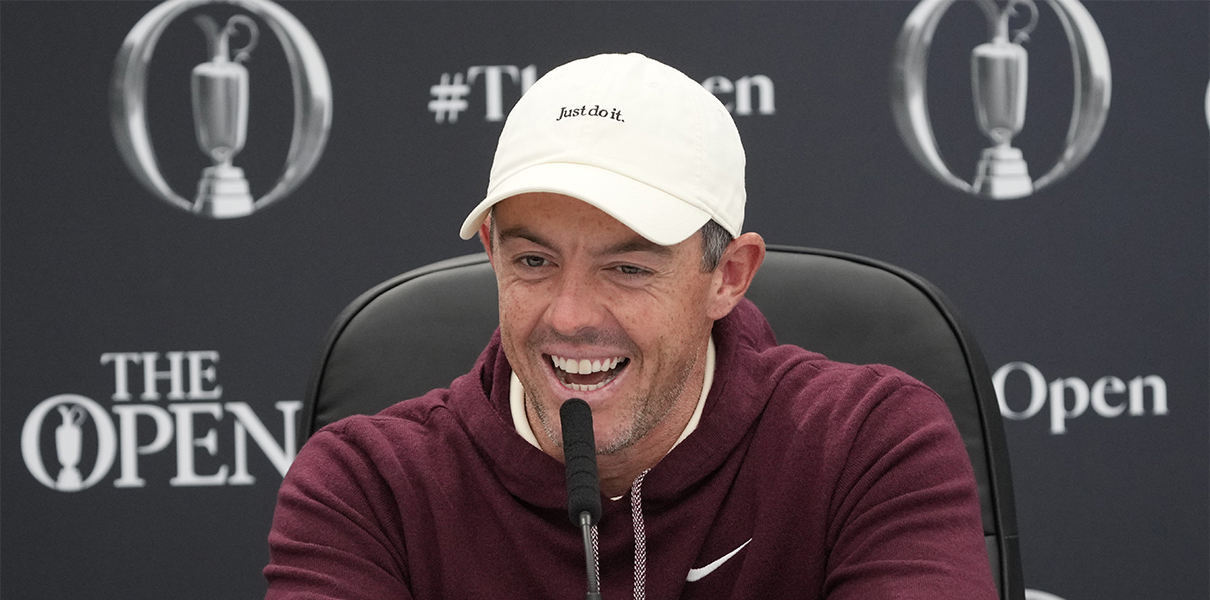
[484,191,762,497]
[265,53,997,599]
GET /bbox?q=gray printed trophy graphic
[191,15,259,218]
[891,0,1111,201]
[111,0,332,219]
[54,404,87,491]
[971,0,1038,199]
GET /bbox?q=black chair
[299,245,1024,600]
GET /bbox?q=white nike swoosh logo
[686,538,752,582]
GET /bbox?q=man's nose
[544,273,607,336]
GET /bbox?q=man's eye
[616,264,645,276]
[521,256,547,268]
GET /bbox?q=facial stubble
[522,330,705,456]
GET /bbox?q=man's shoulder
[726,319,924,389]
[311,389,446,446]
[713,300,945,434]
[295,384,491,488]
[779,354,931,394]
[721,297,939,400]
[742,344,948,435]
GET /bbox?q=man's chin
[529,387,630,445]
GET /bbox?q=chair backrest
[300,245,1023,600]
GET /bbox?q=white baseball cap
[459,53,746,246]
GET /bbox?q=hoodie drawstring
[591,524,600,590]
[630,469,650,600]
[590,469,651,600]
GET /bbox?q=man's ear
[478,216,494,267]
[706,232,766,321]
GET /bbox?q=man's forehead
[498,225,674,259]
[493,192,612,223]
[493,193,678,255]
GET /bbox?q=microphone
[560,398,602,600]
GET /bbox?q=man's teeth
[549,355,626,392]
[550,356,624,375]
[568,381,606,392]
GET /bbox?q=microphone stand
[579,512,601,600]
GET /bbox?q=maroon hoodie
[265,300,997,599]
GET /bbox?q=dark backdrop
[2,2,1206,599]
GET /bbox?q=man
[265,53,997,599]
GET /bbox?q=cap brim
[459,162,712,246]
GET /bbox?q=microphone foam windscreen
[560,398,602,526]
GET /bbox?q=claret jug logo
[110,0,332,218]
[22,395,117,492]
[890,0,1111,200]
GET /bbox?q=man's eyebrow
[603,237,673,258]
[498,226,553,249]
